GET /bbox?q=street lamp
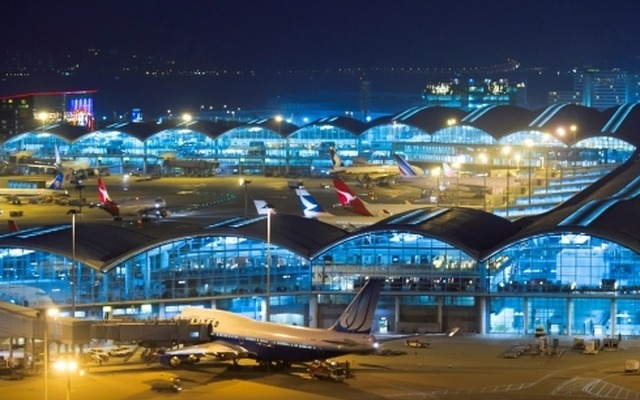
[74,182,85,214]
[274,115,283,176]
[525,139,533,205]
[264,204,276,321]
[452,161,461,206]
[239,178,252,216]
[54,358,78,400]
[431,167,441,206]
[478,153,488,211]
[502,146,511,218]
[182,113,192,129]
[44,307,59,400]
[71,211,77,316]
[37,112,48,133]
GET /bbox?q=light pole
[239,178,252,216]
[431,167,441,206]
[44,308,59,400]
[452,160,461,207]
[525,139,533,205]
[274,115,283,176]
[74,182,85,214]
[502,146,511,218]
[264,204,275,321]
[71,211,77,316]
[478,153,488,211]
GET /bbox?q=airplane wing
[162,340,252,366]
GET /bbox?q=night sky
[4,0,638,69]
[2,1,639,115]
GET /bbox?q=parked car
[109,346,133,357]
[87,348,109,363]
[151,378,182,392]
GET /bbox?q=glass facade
[487,234,640,335]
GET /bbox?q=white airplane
[294,189,384,229]
[0,284,54,308]
[0,172,69,204]
[90,177,170,221]
[333,177,430,217]
[160,277,384,369]
[54,145,102,180]
[394,154,508,196]
[327,147,399,182]
[252,200,276,215]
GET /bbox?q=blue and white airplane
[294,189,383,229]
[0,172,69,204]
[160,277,384,369]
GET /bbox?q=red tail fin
[97,177,111,203]
[7,220,18,233]
[332,178,374,217]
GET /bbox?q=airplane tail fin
[295,189,328,218]
[442,162,456,178]
[394,154,419,177]
[253,200,271,215]
[332,178,374,217]
[47,172,65,190]
[328,147,343,169]
[7,220,19,233]
[329,278,384,334]
[97,177,112,203]
[54,144,62,167]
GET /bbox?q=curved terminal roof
[461,105,535,137]
[1,145,640,270]
[6,102,640,148]
[391,106,468,133]
[306,116,369,136]
[0,223,157,271]
[205,214,349,259]
[353,207,521,259]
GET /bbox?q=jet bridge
[0,302,212,349]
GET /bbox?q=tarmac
[5,334,640,399]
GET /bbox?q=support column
[437,296,443,332]
[395,296,400,333]
[566,298,573,336]
[610,298,616,337]
[477,296,487,334]
[308,294,318,328]
[523,297,529,336]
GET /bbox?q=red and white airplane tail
[97,177,113,204]
[7,220,19,233]
[332,177,374,217]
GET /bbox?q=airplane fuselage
[172,308,377,363]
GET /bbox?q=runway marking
[552,377,640,399]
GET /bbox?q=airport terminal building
[1,100,640,337]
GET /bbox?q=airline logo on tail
[332,178,374,217]
[394,154,418,177]
[297,194,327,218]
[330,278,383,334]
[442,162,457,178]
[97,177,112,203]
[7,220,19,233]
[328,147,344,169]
[47,173,65,190]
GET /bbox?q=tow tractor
[307,360,347,382]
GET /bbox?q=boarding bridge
[0,302,211,352]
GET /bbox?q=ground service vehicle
[307,360,346,382]
[151,378,182,392]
